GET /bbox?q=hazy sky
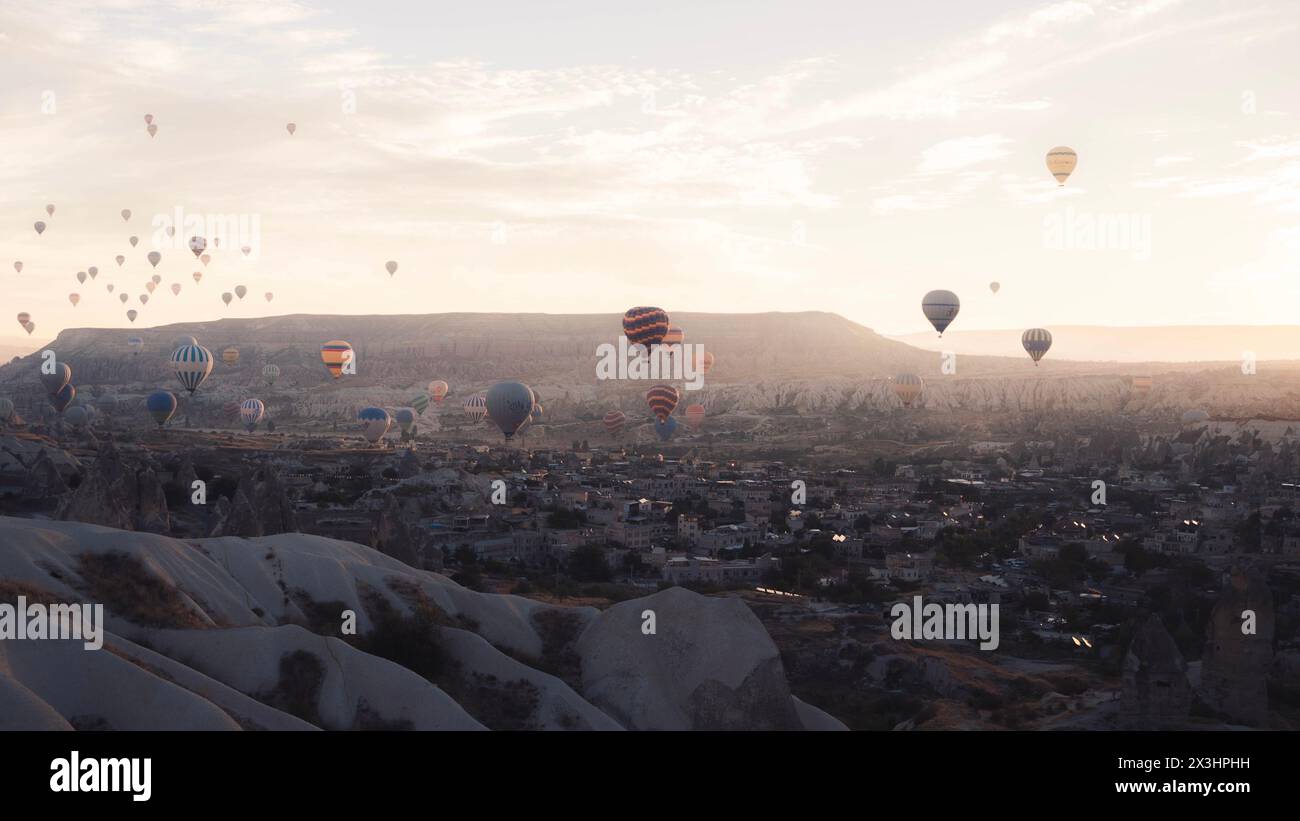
[2,0,1299,342]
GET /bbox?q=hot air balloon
[412,393,430,416]
[129,236,139,247]
[358,407,392,444]
[1022,328,1053,365]
[116,255,125,266]
[144,114,153,125]
[174,335,198,349]
[663,326,685,346]
[263,363,280,386]
[171,283,181,296]
[1132,376,1153,394]
[240,399,265,432]
[989,282,1000,294]
[385,260,398,276]
[139,294,149,305]
[13,262,21,273]
[128,336,144,355]
[645,384,679,422]
[235,285,247,300]
[286,123,297,136]
[603,410,626,436]
[68,293,80,307]
[16,312,30,328]
[121,209,131,222]
[654,416,678,441]
[485,381,535,440]
[221,292,233,306]
[50,383,75,414]
[23,321,34,335]
[45,204,55,217]
[147,251,161,268]
[65,405,88,429]
[0,398,14,424]
[320,341,353,379]
[126,310,138,323]
[685,403,705,430]
[395,408,416,435]
[34,221,46,235]
[119,293,129,303]
[241,246,251,257]
[222,347,240,366]
[429,380,449,403]
[88,266,98,279]
[145,281,156,294]
[922,290,960,336]
[171,343,214,394]
[189,236,206,257]
[146,391,177,427]
[147,124,158,137]
[623,307,670,350]
[463,393,488,422]
[265,292,273,302]
[893,373,925,408]
[41,362,71,395]
[200,254,211,266]
[76,271,86,284]
[1045,146,1077,186]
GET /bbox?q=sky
[2,0,1299,344]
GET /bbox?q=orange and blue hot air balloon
[320,340,353,379]
[645,384,679,423]
[623,307,670,349]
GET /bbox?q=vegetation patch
[75,551,211,629]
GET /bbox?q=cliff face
[1201,566,1275,727]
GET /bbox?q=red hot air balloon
[603,410,626,435]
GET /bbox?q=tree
[568,544,611,582]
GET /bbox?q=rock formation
[56,441,170,533]
[1120,615,1191,728]
[1200,565,1274,726]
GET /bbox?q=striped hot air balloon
[222,346,240,366]
[893,373,925,408]
[662,326,684,346]
[320,340,353,379]
[263,364,280,386]
[412,392,431,415]
[170,344,214,394]
[645,384,679,423]
[623,307,670,349]
[1045,146,1078,186]
[463,393,488,423]
[428,380,449,403]
[1022,328,1053,365]
[1131,376,1153,394]
[358,407,391,444]
[603,410,626,436]
[922,290,960,337]
[239,398,265,432]
[50,383,76,414]
[685,403,705,430]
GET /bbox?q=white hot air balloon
[921,290,960,337]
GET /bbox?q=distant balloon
[192,271,203,283]
[386,260,398,276]
[116,255,125,266]
[45,204,55,217]
[286,122,297,135]
[139,294,149,305]
[129,236,139,247]
[119,293,128,303]
[654,416,678,442]
[485,381,535,440]
[143,114,153,125]
[171,283,181,296]
[685,403,705,430]
[222,347,240,366]
[221,292,233,306]
[264,292,273,302]
[429,380,449,403]
[174,335,198,348]
[189,236,206,257]
[126,310,138,323]
[121,209,132,222]
[1182,408,1210,424]
[151,274,161,285]
[127,336,144,355]
[146,391,177,427]
[603,410,626,436]
[12,262,21,273]
[645,384,679,422]
[88,266,98,279]
[147,124,158,137]
[1131,375,1153,394]
[623,307,670,349]
[320,340,353,379]
[22,321,34,335]
[65,405,88,429]
[76,271,87,284]
[358,407,392,444]
[411,393,430,416]
[921,290,960,337]
[234,285,247,300]
[40,362,71,395]
[68,293,80,307]
[257,364,278,387]
[200,254,211,266]
[147,251,161,268]
[463,393,488,423]
[50,384,76,414]
[239,399,265,432]
[240,246,251,257]
[394,407,416,434]
[989,281,1000,294]
[16,312,29,328]
[170,343,214,394]
[893,373,925,408]
[107,284,115,293]
[34,221,45,235]
[662,326,685,346]
[0,398,14,423]
[1022,328,1053,365]
[145,282,156,293]
[1045,146,1078,186]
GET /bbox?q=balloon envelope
[654,416,678,441]
[463,393,488,422]
[893,373,925,407]
[922,290,960,336]
[1045,146,1078,186]
[358,407,392,443]
[41,363,71,395]
[645,384,679,422]
[1022,328,1053,364]
[485,381,535,440]
[320,341,353,379]
[171,344,214,393]
[623,307,670,349]
[146,391,177,427]
[239,399,265,432]
[50,383,76,413]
